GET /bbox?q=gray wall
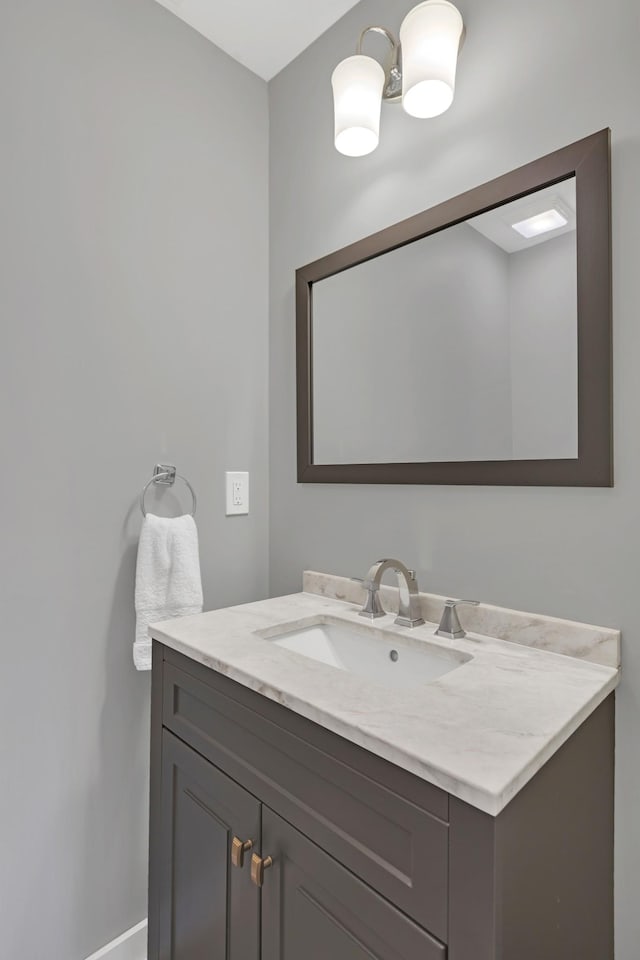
[509,232,578,459]
[0,2,268,958]
[268,1,640,957]
[313,223,513,463]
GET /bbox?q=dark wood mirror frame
[296,129,612,486]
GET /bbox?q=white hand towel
[134,513,203,671]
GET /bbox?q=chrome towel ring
[140,464,197,518]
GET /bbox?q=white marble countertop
[150,583,619,816]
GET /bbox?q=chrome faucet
[359,558,425,628]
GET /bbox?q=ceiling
[468,179,577,254]
[152,0,362,80]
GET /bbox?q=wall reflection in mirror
[312,178,577,465]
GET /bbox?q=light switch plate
[225,471,249,516]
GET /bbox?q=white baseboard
[84,919,147,960]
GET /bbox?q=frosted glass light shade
[400,0,464,119]
[332,55,385,157]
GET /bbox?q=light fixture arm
[355,26,403,102]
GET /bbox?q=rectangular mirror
[297,131,611,486]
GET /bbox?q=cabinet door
[157,731,260,960]
[260,808,446,960]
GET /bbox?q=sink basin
[262,617,470,690]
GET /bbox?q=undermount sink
[262,617,470,690]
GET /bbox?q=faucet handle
[358,580,386,620]
[435,599,480,640]
[352,576,386,619]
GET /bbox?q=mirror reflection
[312,178,577,465]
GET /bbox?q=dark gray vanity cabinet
[148,642,615,960]
[157,730,260,960]
[261,807,445,960]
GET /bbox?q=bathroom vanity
[147,572,619,960]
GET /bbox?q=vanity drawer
[161,647,449,942]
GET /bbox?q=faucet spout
[360,558,425,628]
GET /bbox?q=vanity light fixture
[331,0,465,157]
[511,209,569,239]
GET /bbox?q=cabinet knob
[231,837,254,869]
[251,853,273,887]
